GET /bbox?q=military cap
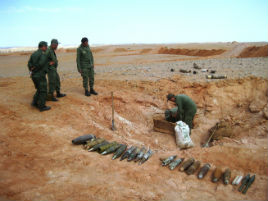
[167,93,175,101]
[38,41,48,48]
[51,39,59,44]
[81,37,88,43]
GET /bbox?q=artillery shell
[72,134,96,145]
[238,174,250,192]
[139,149,153,165]
[162,155,177,166]
[120,146,135,161]
[98,142,117,153]
[128,147,140,161]
[186,160,201,175]
[102,143,121,155]
[169,158,184,170]
[212,167,222,183]
[112,144,127,160]
[84,138,104,150]
[223,168,231,185]
[179,158,195,172]
[134,147,146,162]
[198,163,211,179]
[235,175,243,185]
[88,141,108,152]
[232,176,239,185]
[242,175,255,194]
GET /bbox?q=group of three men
[28,37,97,112]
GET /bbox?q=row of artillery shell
[82,138,153,164]
[161,155,241,185]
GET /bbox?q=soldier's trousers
[48,67,60,94]
[32,73,47,108]
[81,67,94,90]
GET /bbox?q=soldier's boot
[90,88,98,95]
[85,90,91,96]
[31,100,38,107]
[56,91,66,98]
[47,93,59,101]
[39,106,51,112]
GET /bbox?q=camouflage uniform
[47,46,61,94]
[76,44,95,90]
[166,94,197,128]
[28,47,48,109]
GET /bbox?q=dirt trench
[0,76,267,201]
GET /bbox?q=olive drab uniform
[76,44,95,90]
[28,49,48,109]
[47,47,61,94]
[166,94,197,128]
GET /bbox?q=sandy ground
[0,42,268,201]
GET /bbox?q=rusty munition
[198,163,211,179]
[102,143,121,155]
[134,147,146,162]
[238,174,250,192]
[72,134,96,145]
[120,146,135,161]
[179,158,195,172]
[83,138,104,150]
[128,147,140,161]
[112,144,127,160]
[161,155,177,166]
[169,158,184,170]
[212,167,222,183]
[242,175,255,194]
[139,148,153,165]
[223,168,231,185]
[98,142,117,153]
[88,140,109,152]
[186,160,201,175]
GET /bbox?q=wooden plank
[153,114,175,135]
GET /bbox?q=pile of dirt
[113,48,128,52]
[237,45,268,58]
[140,48,152,54]
[158,47,226,57]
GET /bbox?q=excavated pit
[0,75,267,201]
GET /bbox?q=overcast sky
[0,0,267,47]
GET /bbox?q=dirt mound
[158,47,226,57]
[114,48,128,52]
[238,45,268,58]
[0,75,267,201]
[140,48,152,54]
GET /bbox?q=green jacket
[76,44,94,71]
[175,94,197,120]
[47,46,58,69]
[28,49,48,74]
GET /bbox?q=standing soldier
[76,37,98,96]
[47,39,66,101]
[28,41,51,112]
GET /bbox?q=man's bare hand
[49,61,55,65]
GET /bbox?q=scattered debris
[206,75,227,79]
[193,63,201,69]
[180,69,191,73]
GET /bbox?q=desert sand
[0,42,267,201]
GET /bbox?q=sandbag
[174,121,194,149]
[72,134,96,145]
